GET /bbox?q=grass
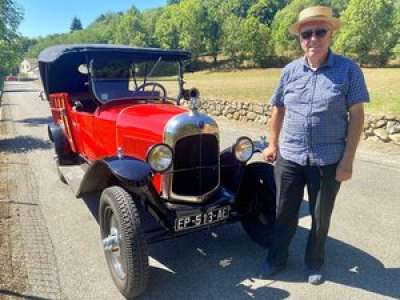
[184,68,400,116]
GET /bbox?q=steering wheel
[136,82,167,101]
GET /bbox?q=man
[261,6,369,285]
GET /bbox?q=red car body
[47,92,185,191]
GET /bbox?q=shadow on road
[0,289,51,300]
[79,194,399,299]
[2,89,42,93]
[142,225,399,299]
[17,117,52,127]
[0,136,52,153]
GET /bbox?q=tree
[334,0,399,66]
[142,8,164,47]
[113,7,145,46]
[178,0,209,55]
[0,0,23,80]
[202,0,224,64]
[219,0,257,18]
[248,0,289,25]
[221,14,246,67]
[242,16,271,66]
[0,0,22,42]
[155,4,181,49]
[70,16,83,31]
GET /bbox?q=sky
[16,0,166,38]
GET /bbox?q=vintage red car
[38,44,276,298]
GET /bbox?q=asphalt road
[1,81,399,300]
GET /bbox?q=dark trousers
[267,155,341,270]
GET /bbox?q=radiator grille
[172,134,219,196]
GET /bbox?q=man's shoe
[257,261,286,280]
[306,270,324,285]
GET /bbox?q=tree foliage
[154,4,181,49]
[167,0,181,5]
[179,0,209,55]
[248,0,289,25]
[242,16,271,66]
[221,15,246,67]
[334,0,399,66]
[19,0,400,68]
[70,16,83,31]
[0,0,23,78]
[113,6,145,46]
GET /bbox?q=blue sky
[16,0,166,38]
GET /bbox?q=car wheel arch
[77,157,152,197]
[235,161,277,248]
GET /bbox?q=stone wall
[198,98,400,145]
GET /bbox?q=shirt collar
[302,49,335,70]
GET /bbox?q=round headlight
[146,144,173,173]
[233,137,254,162]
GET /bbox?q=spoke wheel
[99,186,149,298]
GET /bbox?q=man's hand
[262,145,278,163]
[335,158,353,182]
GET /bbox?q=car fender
[77,157,152,197]
[219,148,246,193]
[234,161,276,214]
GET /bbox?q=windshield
[90,56,182,103]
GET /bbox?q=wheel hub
[103,227,120,252]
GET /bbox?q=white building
[19,58,39,79]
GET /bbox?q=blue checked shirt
[271,50,369,166]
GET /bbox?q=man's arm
[262,106,285,162]
[336,103,365,181]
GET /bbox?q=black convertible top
[38,44,191,63]
[38,44,191,95]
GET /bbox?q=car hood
[115,103,188,158]
[117,103,187,135]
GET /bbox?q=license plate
[175,206,231,232]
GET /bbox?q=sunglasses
[300,28,329,40]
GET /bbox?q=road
[1,81,399,300]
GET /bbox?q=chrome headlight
[233,136,254,162]
[146,144,173,173]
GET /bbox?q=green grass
[184,68,400,116]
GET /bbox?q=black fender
[237,161,276,248]
[77,157,152,197]
[219,147,247,193]
[47,122,74,164]
[234,161,276,215]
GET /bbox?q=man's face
[299,21,332,61]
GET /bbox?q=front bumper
[138,186,241,243]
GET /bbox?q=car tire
[99,186,149,298]
[240,164,276,248]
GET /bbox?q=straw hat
[289,6,342,36]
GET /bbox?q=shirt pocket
[283,78,309,105]
[324,83,347,113]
